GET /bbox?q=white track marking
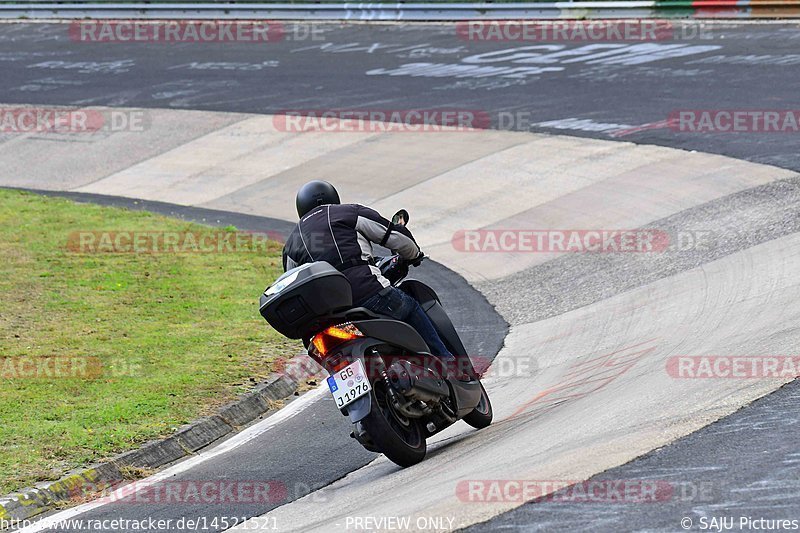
[15,387,327,533]
[2,106,797,532]
[226,232,800,532]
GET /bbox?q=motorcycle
[259,210,492,467]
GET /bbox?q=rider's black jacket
[282,204,421,304]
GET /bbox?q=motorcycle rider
[282,180,455,363]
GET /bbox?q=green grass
[0,189,298,495]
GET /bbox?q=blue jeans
[359,287,454,360]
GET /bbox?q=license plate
[327,360,372,408]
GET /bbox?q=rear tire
[463,380,493,429]
[361,380,426,467]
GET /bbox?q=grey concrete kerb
[0,373,296,523]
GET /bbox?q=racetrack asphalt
[3,189,506,533]
[1,21,799,171]
[466,378,800,532]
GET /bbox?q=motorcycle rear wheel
[362,380,426,467]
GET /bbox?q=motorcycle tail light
[310,323,363,361]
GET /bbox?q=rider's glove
[411,251,425,267]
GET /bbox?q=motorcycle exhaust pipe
[387,360,449,403]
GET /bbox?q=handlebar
[377,253,425,285]
[377,253,424,266]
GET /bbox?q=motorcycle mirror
[392,209,409,226]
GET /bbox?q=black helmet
[295,180,341,218]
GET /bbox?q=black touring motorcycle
[259,211,492,467]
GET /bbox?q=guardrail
[1,0,799,19]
